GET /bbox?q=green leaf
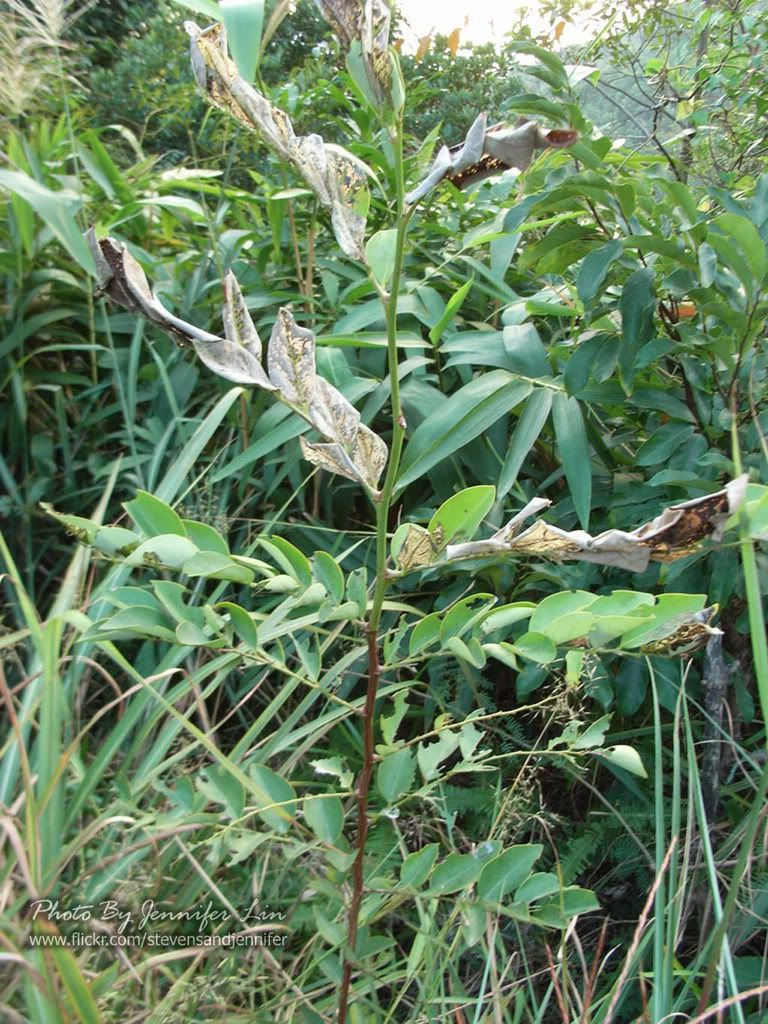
[620,593,707,649]
[0,170,96,274]
[183,551,255,584]
[380,689,409,747]
[529,591,596,635]
[477,844,543,903]
[417,732,461,781]
[396,372,532,491]
[512,632,557,664]
[48,947,101,1024]
[480,603,536,634]
[92,526,140,556]
[514,872,560,903]
[125,535,198,571]
[551,393,592,529]
[400,844,439,888]
[441,594,496,643]
[260,536,312,585]
[182,519,230,555]
[571,714,612,750]
[151,581,195,624]
[124,491,187,537]
[378,748,415,803]
[409,612,441,655]
[577,239,623,304]
[533,886,600,925]
[98,606,176,642]
[427,847,498,896]
[156,388,243,502]
[303,795,344,844]
[482,642,518,669]
[221,0,264,82]
[507,41,568,88]
[170,0,221,18]
[175,620,212,646]
[346,566,368,617]
[366,228,399,288]
[498,389,552,498]
[428,485,495,547]
[711,213,767,284]
[310,757,353,790]
[620,267,656,335]
[249,763,296,832]
[635,423,695,466]
[698,242,717,287]
[600,745,648,778]
[217,602,258,647]
[429,277,473,345]
[445,635,486,668]
[312,551,344,603]
[198,765,244,819]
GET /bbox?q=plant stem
[337,117,409,1024]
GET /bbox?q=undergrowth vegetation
[1,0,767,1021]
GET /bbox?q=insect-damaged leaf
[223,270,262,355]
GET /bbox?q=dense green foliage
[1,0,767,1022]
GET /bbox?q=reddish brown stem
[337,624,380,1024]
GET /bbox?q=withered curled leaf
[88,232,388,492]
[637,606,722,657]
[405,112,579,205]
[393,479,747,575]
[185,21,369,261]
[392,523,440,572]
[86,230,275,388]
[314,0,391,103]
[267,307,317,412]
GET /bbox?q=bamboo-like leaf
[552,392,592,530]
[0,170,97,274]
[498,389,553,498]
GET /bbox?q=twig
[337,624,380,1024]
